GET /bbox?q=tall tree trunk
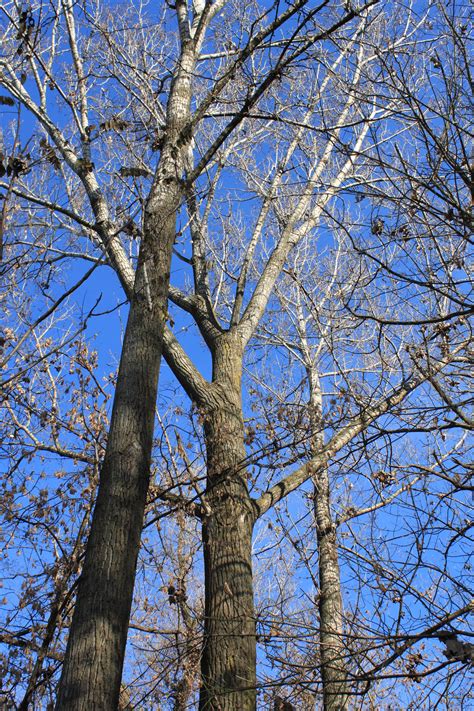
[55,182,181,710]
[314,466,348,711]
[55,22,197,704]
[199,336,257,711]
[307,370,348,711]
[294,289,349,711]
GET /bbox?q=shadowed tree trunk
[55,183,181,710]
[199,335,256,710]
[55,31,197,706]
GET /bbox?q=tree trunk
[314,467,348,711]
[293,296,349,710]
[199,336,257,711]
[307,371,348,711]
[55,21,197,703]
[55,183,180,710]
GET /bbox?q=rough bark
[55,190,179,709]
[55,31,195,702]
[199,335,257,711]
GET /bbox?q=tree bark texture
[55,207,178,710]
[55,27,197,707]
[199,336,257,711]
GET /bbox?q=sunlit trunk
[308,369,348,711]
[314,465,348,710]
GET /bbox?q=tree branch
[253,351,459,517]
[162,325,211,404]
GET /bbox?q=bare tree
[247,2,472,705]
[1,0,379,707]
[0,0,471,709]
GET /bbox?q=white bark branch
[253,351,459,516]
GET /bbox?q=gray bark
[55,187,180,710]
[199,336,257,710]
[306,367,348,711]
[163,330,257,710]
[55,31,196,706]
[314,467,348,711]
